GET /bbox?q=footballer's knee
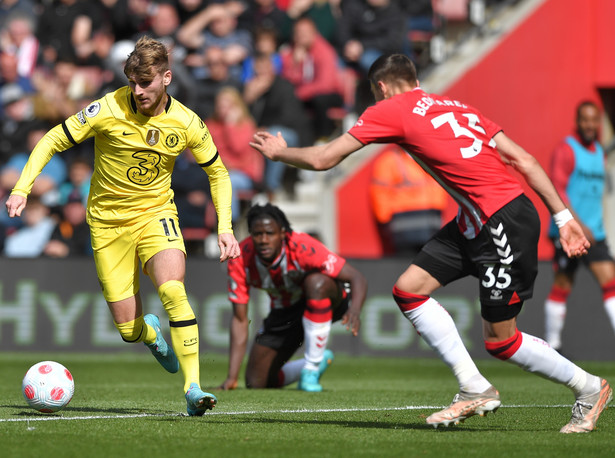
[158,280,195,321]
[304,273,337,299]
[114,315,146,343]
[158,280,187,306]
[245,372,267,389]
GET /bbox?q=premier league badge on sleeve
[85,102,101,118]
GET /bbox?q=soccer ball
[22,361,75,413]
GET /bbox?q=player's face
[250,217,285,264]
[127,69,171,117]
[577,104,600,144]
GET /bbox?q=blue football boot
[143,314,179,374]
[185,383,217,416]
[298,368,322,392]
[298,349,334,392]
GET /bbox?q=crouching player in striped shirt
[220,204,367,392]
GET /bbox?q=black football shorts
[413,194,539,323]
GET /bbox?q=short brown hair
[368,54,418,88]
[123,36,169,80]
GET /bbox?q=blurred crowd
[0,0,447,257]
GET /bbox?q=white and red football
[22,361,75,413]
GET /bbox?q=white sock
[544,299,566,349]
[403,297,491,393]
[603,296,615,334]
[302,316,331,371]
[507,332,600,398]
[280,359,305,386]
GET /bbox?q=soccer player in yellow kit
[5,36,240,416]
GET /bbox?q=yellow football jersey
[12,87,233,233]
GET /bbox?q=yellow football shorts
[91,211,187,302]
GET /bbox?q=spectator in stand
[280,0,341,45]
[369,144,447,257]
[244,51,311,194]
[1,122,67,202]
[83,26,128,96]
[238,0,287,34]
[280,16,344,141]
[338,0,405,74]
[174,0,211,24]
[240,26,282,84]
[3,195,56,257]
[337,0,405,112]
[0,49,34,130]
[57,156,92,206]
[36,0,96,67]
[134,1,181,43]
[0,49,34,92]
[177,1,251,82]
[97,0,153,42]
[0,12,39,79]
[30,57,92,125]
[206,86,263,222]
[0,0,37,31]
[0,83,36,166]
[44,189,92,257]
[189,45,243,118]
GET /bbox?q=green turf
[1,353,614,457]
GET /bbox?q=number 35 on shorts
[481,264,512,289]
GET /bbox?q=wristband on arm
[553,208,573,228]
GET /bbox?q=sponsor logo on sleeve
[84,102,101,118]
[76,111,86,125]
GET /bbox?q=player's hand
[249,131,287,161]
[5,194,27,218]
[218,232,240,262]
[341,306,361,337]
[217,378,238,391]
[559,219,590,258]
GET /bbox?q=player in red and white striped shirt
[221,203,367,392]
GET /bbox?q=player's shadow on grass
[211,416,506,432]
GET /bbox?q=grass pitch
[1,353,614,457]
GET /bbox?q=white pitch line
[0,404,584,423]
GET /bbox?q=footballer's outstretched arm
[250,132,363,171]
[494,131,589,258]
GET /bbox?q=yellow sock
[114,315,156,344]
[159,280,200,392]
